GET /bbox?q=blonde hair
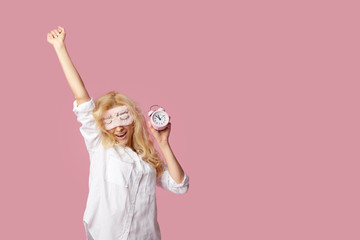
[92,91,164,177]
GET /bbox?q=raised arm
[148,122,185,184]
[47,26,90,106]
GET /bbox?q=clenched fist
[47,26,66,48]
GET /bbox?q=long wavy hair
[92,91,164,177]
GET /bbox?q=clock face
[152,111,169,126]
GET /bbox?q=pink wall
[0,0,359,239]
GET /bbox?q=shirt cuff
[73,98,95,113]
[168,172,190,188]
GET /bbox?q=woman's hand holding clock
[148,121,171,147]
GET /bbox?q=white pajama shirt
[73,98,189,240]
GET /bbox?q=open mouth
[115,131,127,139]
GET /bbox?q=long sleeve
[156,164,189,194]
[73,98,101,154]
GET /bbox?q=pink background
[0,0,359,239]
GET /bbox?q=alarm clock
[148,105,170,131]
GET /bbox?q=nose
[114,126,124,131]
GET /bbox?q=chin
[116,139,129,146]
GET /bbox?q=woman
[47,26,189,240]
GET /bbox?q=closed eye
[119,113,130,120]
[104,119,112,124]
[103,116,113,124]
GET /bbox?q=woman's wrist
[157,140,170,149]
[53,42,66,52]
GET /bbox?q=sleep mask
[103,105,134,130]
